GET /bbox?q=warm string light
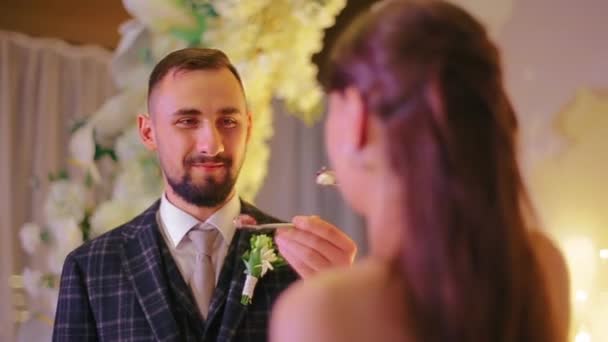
[587,244,608,341]
[559,235,608,341]
[575,330,591,342]
[575,290,589,303]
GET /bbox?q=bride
[270,1,569,341]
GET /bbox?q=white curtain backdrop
[0,30,116,341]
[256,104,367,254]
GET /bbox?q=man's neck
[164,188,236,222]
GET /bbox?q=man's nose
[196,122,225,156]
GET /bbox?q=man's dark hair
[148,47,245,103]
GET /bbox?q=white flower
[260,246,279,276]
[19,222,42,254]
[212,0,272,20]
[113,159,162,202]
[69,125,99,182]
[123,0,199,33]
[47,239,82,275]
[22,268,43,298]
[89,200,139,237]
[43,180,88,223]
[47,252,66,276]
[115,127,150,163]
[90,89,147,145]
[111,20,150,88]
[47,218,83,249]
[150,33,189,62]
[293,1,337,27]
[47,247,76,275]
[132,195,158,215]
[46,218,84,274]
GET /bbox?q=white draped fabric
[256,106,367,253]
[0,30,116,341]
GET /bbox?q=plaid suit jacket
[52,199,299,342]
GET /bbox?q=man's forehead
[148,67,247,114]
[163,67,239,89]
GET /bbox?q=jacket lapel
[119,204,180,341]
[204,229,251,339]
[204,200,278,340]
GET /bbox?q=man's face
[140,68,250,207]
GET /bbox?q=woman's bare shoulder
[528,230,565,266]
[528,229,571,339]
[270,259,403,342]
[528,230,570,294]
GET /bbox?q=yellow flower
[123,0,198,33]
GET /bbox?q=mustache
[185,154,232,166]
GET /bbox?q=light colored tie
[188,226,219,318]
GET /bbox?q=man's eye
[221,118,238,128]
[177,118,197,126]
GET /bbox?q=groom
[52,48,356,342]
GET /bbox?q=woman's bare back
[270,230,569,342]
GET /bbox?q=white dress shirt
[156,193,241,291]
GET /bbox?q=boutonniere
[241,234,286,305]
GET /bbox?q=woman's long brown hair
[322,1,555,341]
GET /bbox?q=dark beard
[167,155,237,207]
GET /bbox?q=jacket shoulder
[66,200,160,266]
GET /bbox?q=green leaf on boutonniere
[241,233,286,305]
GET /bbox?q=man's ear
[138,114,157,151]
[343,86,369,150]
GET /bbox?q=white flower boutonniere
[241,234,286,305]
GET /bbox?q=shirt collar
[159,193,241,248]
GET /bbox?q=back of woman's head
[322,1,556,341]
